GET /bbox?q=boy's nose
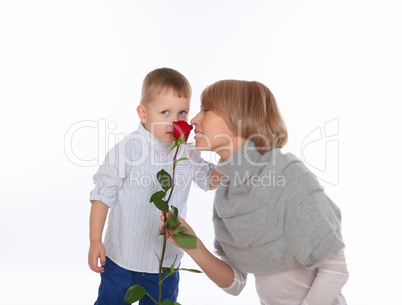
[169,116,179,124]
[173,113,184,122]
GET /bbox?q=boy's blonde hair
[140,68,192,105]
[201,80,288,154]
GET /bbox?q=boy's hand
[88,241,106,273]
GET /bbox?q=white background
[1,0,401,304]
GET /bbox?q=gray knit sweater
[213,140,344,274]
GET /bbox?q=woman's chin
[194,142,210,151]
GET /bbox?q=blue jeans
[94,257,179,305]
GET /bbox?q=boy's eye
[161,110,168,115]
[179,111,187,115]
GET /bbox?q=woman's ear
[137,105,147,123]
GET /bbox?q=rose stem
[158,144,180,302]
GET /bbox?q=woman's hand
[159,213,197,251]
[160,212,236,289]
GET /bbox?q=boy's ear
[137,105,147,123]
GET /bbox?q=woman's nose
[190,112,200,126]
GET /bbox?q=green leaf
[162,267,173,276]
[175,157,188,163]
[150,190,166,203]
[170,226,188,235]
[155,252,161,264]
[177,132,185,143]
[157,169,172,191]
[166,214,176,228]
[179,268,203,273]
[173,232,197,249]
[124,285,147,303]
[168,140,180,153]
[152,198,169,212]
[173,303,181,305]
[172,206,178,219]
[167,206,180,228]
[163,256,178,276]
[157,299,174,305]
[166,215,180,228]
[150,190,169,212]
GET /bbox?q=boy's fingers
[100,252,106,266]
[93,257,100,270]
[93,266,104,273]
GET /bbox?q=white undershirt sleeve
[302,249,349,305]
[220,257,248,296]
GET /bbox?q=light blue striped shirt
[90,123,213,273]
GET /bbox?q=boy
[88,68,218,305]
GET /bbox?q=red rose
[172,121,193,142]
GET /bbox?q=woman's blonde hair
[140,68,191,105]
[201,80,288,154]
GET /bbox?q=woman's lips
[194,130,203,138]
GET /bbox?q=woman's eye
[202,109,209,112]
[161,110,168,115]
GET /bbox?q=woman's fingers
[159,212,196,238]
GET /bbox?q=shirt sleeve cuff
[194,161,215,192]
[89,188,117,208]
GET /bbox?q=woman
[164,80,349,305]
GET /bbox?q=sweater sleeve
[287,180,345,269]
[302,249,349,305]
